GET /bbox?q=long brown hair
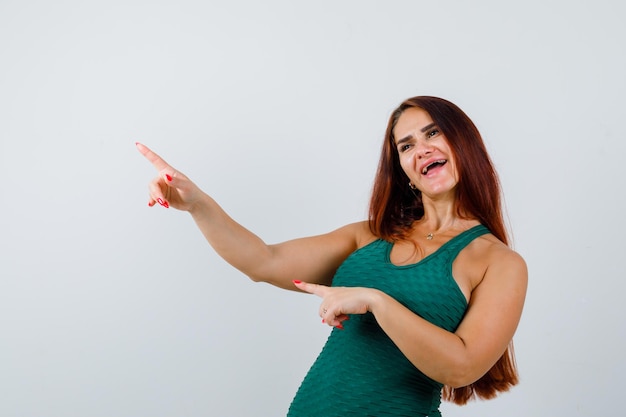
[369,96,519,404]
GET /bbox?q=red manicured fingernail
[157,198,169,208]
[292,280,302,284]
[336,324,344,330]
[321,319,325,323]
[166,174,172,182]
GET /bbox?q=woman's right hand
[136,142,204,212]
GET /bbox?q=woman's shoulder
[474,232,525,266]
[464,231,527,284]
[335,220,379,249]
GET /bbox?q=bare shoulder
[327,220,377,249]
[485,239,528,291]
[455,232,527,292]
[462,232,524,265]
[352,220,378,247]
[483,236,526,276]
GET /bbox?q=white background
[1,1,624,416]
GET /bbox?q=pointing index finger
[136,142,170,172]
[292,280,329,297]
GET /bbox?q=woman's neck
[414,198,477,239]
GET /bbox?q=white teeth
[422,160,446,175]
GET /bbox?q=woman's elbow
[436,359,486,388]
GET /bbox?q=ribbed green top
[287,225,489,417]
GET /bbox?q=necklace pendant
[426,233,434,240]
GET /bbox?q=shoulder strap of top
[442,224,490,261]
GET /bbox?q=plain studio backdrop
[1,1,624,416]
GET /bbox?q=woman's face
[393,107,459,199]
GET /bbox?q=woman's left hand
[292,280,381,330]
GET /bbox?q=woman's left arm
[294,247,527,387]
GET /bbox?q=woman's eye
[399,144,411,152]
[427,129,440,138]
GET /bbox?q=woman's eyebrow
[396,134,413,146]
[420,122,436,133]
[396,123,437,145]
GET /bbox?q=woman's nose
[415,140,433,158]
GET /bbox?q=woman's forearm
[188,192,275,281]
[369,291,477,387]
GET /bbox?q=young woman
[137,96,527,416]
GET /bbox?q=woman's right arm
[137,143,364,290]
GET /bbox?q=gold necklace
[419,217,458,241]
[425,222,457,240]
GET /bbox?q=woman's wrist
[187,192,212,216]
[367,288,389,315]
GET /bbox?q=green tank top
[287,225,489,417]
